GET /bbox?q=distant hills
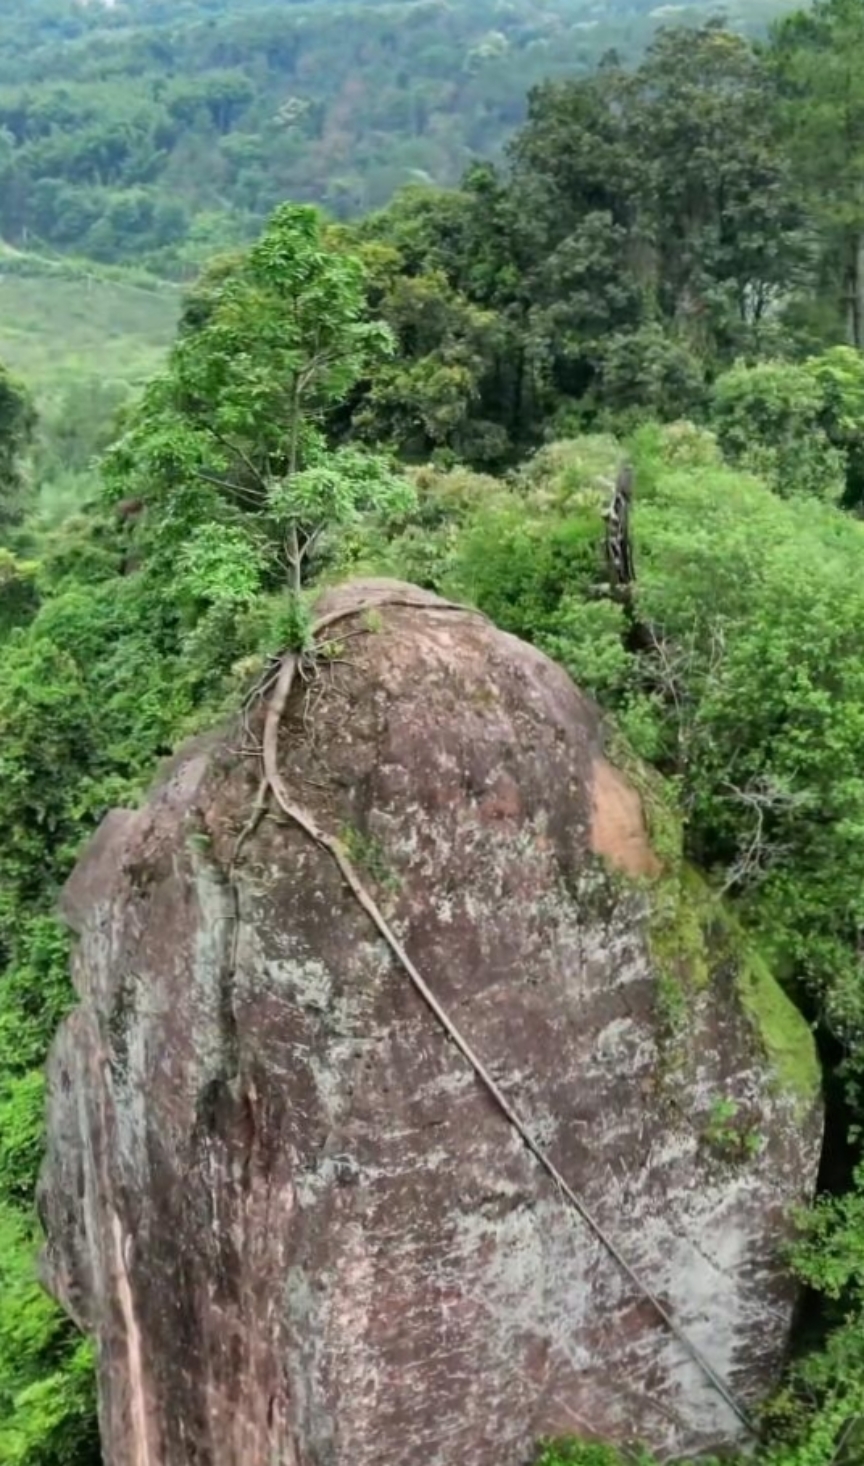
[0,0,798,276]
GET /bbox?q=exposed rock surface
[39,579,822,1466]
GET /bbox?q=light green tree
[712,346,864,505]
[105,203,414,597]
[711,358,843,498]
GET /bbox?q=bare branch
[717,775,808,896]
[203,423,268,492]
[194,469,264,505]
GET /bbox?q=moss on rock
[736,948,821,1115]
[606,735,820,1113]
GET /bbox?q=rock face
[39,579,822,1466]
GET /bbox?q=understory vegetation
[5,0,864,1463]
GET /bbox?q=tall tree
[771,0,864,348]
[106,203,410,594]
[509,26,808,364]
[622,25,808,346]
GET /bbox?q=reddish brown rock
[39,579,822,1466]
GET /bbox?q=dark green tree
[771,0,864,348]
[0,364,35,530]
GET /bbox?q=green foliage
[332,24,813,463]
[0,0,795,272]
[0,259,179,400]
[712,359,843,499]
[36,379,130,481]
[0,363,35,528]
[790,1163,864,1303]
[771,0,864,349]
[267,446,416,591]
[0,549,39,635]
[176,523,266,612]
[5,0,864,472]
[591,326,708,428]
[759,1167,864,1466]
[533,1442,647,1466]
[625,441,864,1070]
[702,1095,764,1161]
[711,347,864,504]
[105,203,409,594]
[0,1207,99,1466]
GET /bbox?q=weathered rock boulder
[39,579,821,1466]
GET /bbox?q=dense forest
[0,0,793,270]
[7,0,864,1462]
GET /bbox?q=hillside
[7,2,864,1466]
[0,0,801,403]
[0,0,797,274]
[0,250,179,399]
[0,249,179,520]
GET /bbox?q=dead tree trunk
[604,462,635,597]
[603,462,652,653]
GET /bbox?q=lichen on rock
[38,579,822,1466]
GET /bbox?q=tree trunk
[287,525,302,596]
[844,232,864,348]
[510,340,525,445]
[855,232,864,349]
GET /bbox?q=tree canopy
[7,2,864,1465]
[0,0,796,272]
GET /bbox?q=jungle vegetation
[3,1,864,1463]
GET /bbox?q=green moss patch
[736,948,821,1115]
[606,734,819,1111]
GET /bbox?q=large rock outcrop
[39,580,821,1466]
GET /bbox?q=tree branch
[203,423,268,492]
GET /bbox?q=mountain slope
[0,0,798,272]
[0,249,178,399]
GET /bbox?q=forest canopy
[5,0,864,1464]
[0,0,795,270]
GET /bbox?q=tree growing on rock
[105,203,414,602]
